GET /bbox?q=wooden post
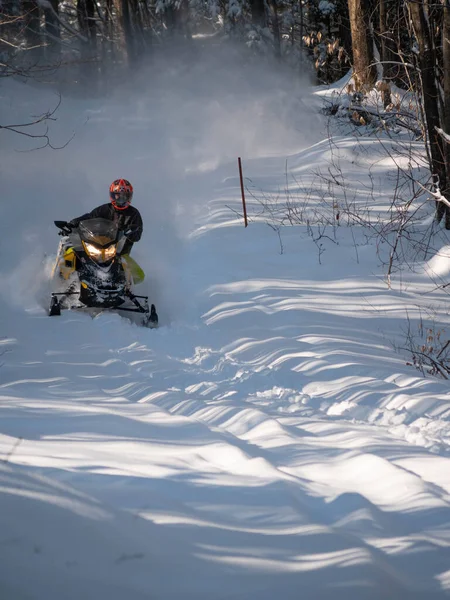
[238,157,248,228]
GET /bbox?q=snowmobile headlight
[83,242,102,257]
[103,245,117,260]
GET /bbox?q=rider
[69,179,142,256]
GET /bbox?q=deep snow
[1,51,450,599]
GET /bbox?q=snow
[318,1,336,16]
[1,51,450,599]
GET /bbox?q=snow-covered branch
[435,127,450,145]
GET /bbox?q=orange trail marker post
[238,156,248,228]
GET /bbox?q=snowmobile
[49,218,158,327]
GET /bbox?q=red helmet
[109,179,133,210]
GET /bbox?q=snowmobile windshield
[78,218,119,248]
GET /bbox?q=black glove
[55,221,73,235]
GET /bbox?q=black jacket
[70,203,143,254]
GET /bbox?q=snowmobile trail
[1,68,450,599]
[2,215,450,599]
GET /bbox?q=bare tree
[443,0,450,209]
[250,0,266,28]
[22,0,42,60]
[0,97,73,150]
[44,0,61,55]
[348,0,377,88]
[378,0,396,80]
[77,0,97,50]
[407,0,450,227]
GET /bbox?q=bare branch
[0,95,74,150]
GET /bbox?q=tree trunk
[379,0,396,79]
[113,0,135,65]
[408,0,449,225]
[121,0,136,62]
[269,0,281,58]
[77,0,97,49]
[77,0,97,86]
[44,0,60,57]
[442,0,450,225]
[250,0,266,28]
[129,0,146,49]
[348,0,377,88]
[299,0,304,42]
[338,3,352,59]
[443,2,450,135]
[22,0,41,56]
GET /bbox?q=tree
[22,0,42,59]
[348,0,377,88]
[407,0,450,227]
[43,0,61,56]
[378,0,396,80]
[442,0,450,212]
[77,0,97,51]
[250,0,266,28]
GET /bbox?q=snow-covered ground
[1,54,450,599]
